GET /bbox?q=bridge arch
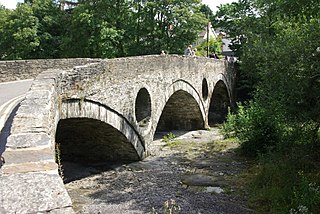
[154,80,206,133]
[209,75,232,124]
[135,87,151,128]
[202,78,209,100]
[57,99,145,162]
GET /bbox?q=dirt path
[64,128,255,214]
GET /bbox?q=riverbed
[63,128,255,213]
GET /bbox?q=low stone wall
[0,58,102,83]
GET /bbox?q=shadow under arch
[209,78,231,125]
[154,80,205,137]
[57,99,145,164]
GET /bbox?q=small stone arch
[202,78,209,100]
[154,80,206,134]
[58,99,145,162]
[135,88,151,128]
[208,78,231,125]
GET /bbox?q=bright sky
[202,0,236,12]
[1,0,236,11]
[0,0,23,9]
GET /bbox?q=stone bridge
[0,55,236,213]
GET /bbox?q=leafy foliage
[0,0,66,59]
[0,0,208,59]
[162,132,176,143]
[127,0,206,55]
[61,0,127,58]
[219,0,320,212]
[195,37,222,57]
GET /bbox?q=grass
[152,199,181,214]
[245,143,320,213]
[162,132,176,143]
[161,129,255,200]
[55,143,64,180]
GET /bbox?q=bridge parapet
[0,58,102,83]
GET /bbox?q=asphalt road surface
[0,79,33,155]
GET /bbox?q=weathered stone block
[6,133,51,149]
[0,172,73,213]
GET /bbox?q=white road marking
[0,95,25,131]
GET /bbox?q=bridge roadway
[0,55,236,213]
[0,80,33,153]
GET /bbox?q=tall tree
[0,0,66,59]
[0,5,12,59]
[0,3,39,59]
[61,0,128,58]
[127,0,207,55]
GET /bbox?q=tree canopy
[0,0,208,59]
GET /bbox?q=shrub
[249,149,320,213]
[222,101,281,156]
[162,132,176,143]
[152,199,181,214]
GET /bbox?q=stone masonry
[0,55,236,213]
[0,58,101,83]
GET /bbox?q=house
[216,31,235,57]
[193,23,217,47]
[193,24,235,58]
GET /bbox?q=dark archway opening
[135,88,151,128]
[202,78,208,100]
[155,90,204,133]
[209,80,231,125]
[55,118,139,182]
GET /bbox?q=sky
[1,0,236,11]
[202,0,236,12]
[0,0,22,9]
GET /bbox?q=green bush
[162,132,176,143]
[222,101,281,156]
[249,148,320,214]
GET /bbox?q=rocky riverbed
[63,128,255,213]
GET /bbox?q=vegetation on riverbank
[217,0,320,212]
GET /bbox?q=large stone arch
[58,99,145,161]
[154,80,206,134]
[215,73,233,102]
[208,75,232,124]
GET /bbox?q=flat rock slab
[0,172,73,214]
[181,174,219,186]
[1,148,57,174]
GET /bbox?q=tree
[195,37,222,57]
[127,0,207,55]
[0,5,12,59]
[0,3,39,59]
[61,0,128,58]
[0,0,211,59]
[0,0,66,59]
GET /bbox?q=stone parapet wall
[0,58,102,83]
